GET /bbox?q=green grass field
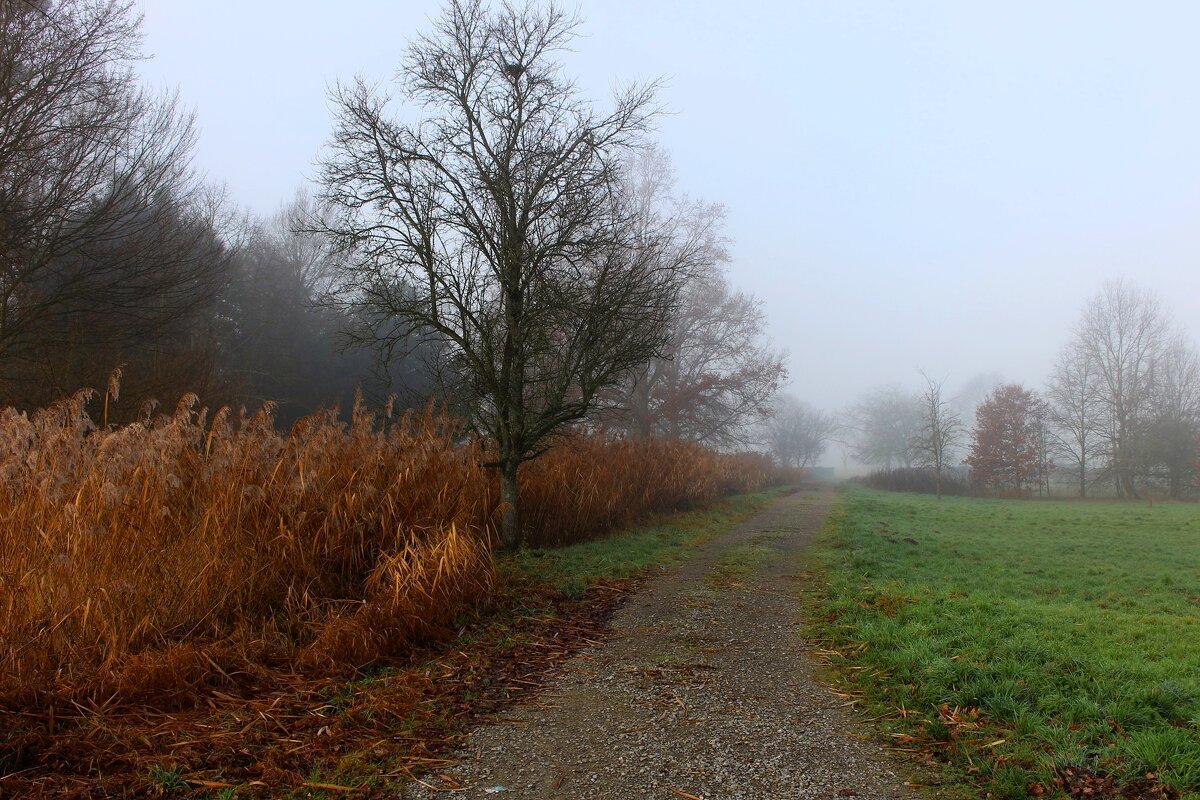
[811,489,1200,799]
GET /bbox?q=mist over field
[6,3,1200,797]
[136,0,1200,430]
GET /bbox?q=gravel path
[404,489,928,800]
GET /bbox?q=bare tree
[1045,340,1103,497]
[1141,335,1200,497]
[316,0,679,548]
[0,0,221,401]
[627,269,787,447]
[1032,405,1054,497]
[12,193,230,409]
[847,385,924,469]
[913,371,964,499]
[764,395,838,468]
[215,192,438,426]
[951,371,1004,420]
[608,147,786,446]
[274,189,343,299]
[1073,280,1170,498]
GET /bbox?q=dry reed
[520,436,775,546]
[0,379,774,709]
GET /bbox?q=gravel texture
[403,490,930,800]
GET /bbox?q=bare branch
[315,0,676,548]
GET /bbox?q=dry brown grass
[0,380,774,710]
[521,436,775,546]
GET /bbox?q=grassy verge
[504,488,783,595]
[806,489,1200,800]
[6,489,783,799]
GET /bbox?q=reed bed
[0,383,774,709]
[521,437,776,546]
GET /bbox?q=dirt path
[404,489,925,800]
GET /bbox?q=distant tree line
[0,0,434,425]
[1044,279,1200,499]
[848,279,1200,500]
[856,466,971,497]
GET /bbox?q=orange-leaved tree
[966,383,1047,494]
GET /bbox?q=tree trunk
[1116,463,1140,500]
[499,462,521,550]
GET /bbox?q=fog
[136,0,1200,418]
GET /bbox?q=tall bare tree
[764,395,838,468]
[847,385,924,469]
[1045,340,1104,497]
[1072,280,1170,498]
[0,0,221,402]
[913,371,964,499]
[316,0,679,548]
[951,371,1005,420]
[215,192,437,426]
[608,147,787,447]
[1141,335,1200,497]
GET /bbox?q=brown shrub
[520,437,775,546]
[0,382,774,708]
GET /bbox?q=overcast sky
[136,0,1200,412]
